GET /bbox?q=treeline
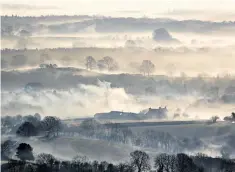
[1,115,202,154]
[1,114,63,139]
[2,15,235,35]
[2,115,235,158]
[85,55,154,76]
[2,147,235,172]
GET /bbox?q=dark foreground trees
[16,143,34,161]
[3,149,235,172]
[130,150,151,172]
[13,115,63,139]
[155,153,176,172]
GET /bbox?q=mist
[1,2,235,171]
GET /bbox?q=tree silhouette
[155,153,176,172]
[101,56,119,71]
[210,116,220,124]
[176,153,198,172]
[130,150,151,172]
[140,60,155,76]
[85,56,97,70]
[16,143,34,161]
[36,153,58,172]
[42,116,63,138]
[16,122,38,137]
[23,115,40,127]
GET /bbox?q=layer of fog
[2,45,235,77]
[1,80,234,120]
[2,132,231,163]
[2,30,235,50]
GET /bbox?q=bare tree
[118,163,135,172]
[85,56,96,70]
[36,153,57,165]
[140,60,155,76]
[36,153,58,171]
[41,116,63,138]
[155,154,176,172]
[130,150,151,172]
[102,56,118,71]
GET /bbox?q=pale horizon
[1,0,235,21]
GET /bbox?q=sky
[1,0,235,20]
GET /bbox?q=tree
[118,163,135,172]
[16,122,38,137]
[72,155,89,164]
[1,140,17,160]
[41,116,63,138]
[34,113,41,121]
[101,56,118,71]
[155,154,176,172]
[72,155,90,172]
[107,163,116,172]
[23,115,40,127]
[16,143,34,161]
[210,116,220,124]
[175,153,197,172]
[85,56,96,70]
[79,119,102,137]
[139,60,155,76]
[92,160,99,172]
[98,161,109,172]
[36,153,57,165]
[130,150,151,172]
[232,112,235,119]
[36,153,58,172]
